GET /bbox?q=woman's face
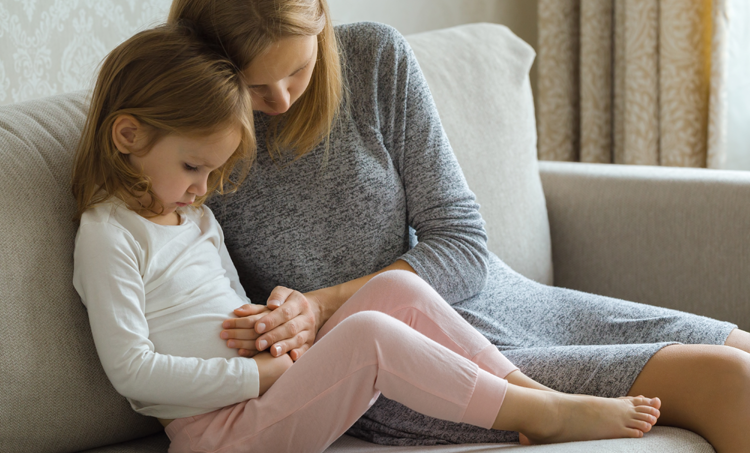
[243,35,318,116]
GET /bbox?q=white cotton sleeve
[72,222,259,417]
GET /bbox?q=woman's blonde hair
[168,0,344,159]
[72,23,255,220]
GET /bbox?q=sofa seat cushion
[79,428,713,453]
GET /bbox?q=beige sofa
[2,22,748,453]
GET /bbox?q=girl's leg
[628,344,750,453]
[168,311,659,453]
[317,270,550,390]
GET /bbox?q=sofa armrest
[539,161,750,330]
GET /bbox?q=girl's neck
[146,210,181,226]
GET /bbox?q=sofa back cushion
[407,24,553,285]
[0,92,162,453]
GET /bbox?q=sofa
[2,22,748,453]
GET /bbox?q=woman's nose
[266,84,291,113]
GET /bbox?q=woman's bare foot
[494,386,661,445]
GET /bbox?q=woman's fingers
[289,344,311,362]
[265,286,295,310]
[261,328,312,357]
[255,289,308,334]
[254,289,317,356]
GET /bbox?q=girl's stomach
[146,286,248,361]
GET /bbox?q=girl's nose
[190,177,208,197]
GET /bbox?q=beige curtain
[537,0,728,168]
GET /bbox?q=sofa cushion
[0,92,163,453]
[78,428,714,453]
[407,24,553,285]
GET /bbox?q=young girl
[167,1,750,452]
[71,22,662,453]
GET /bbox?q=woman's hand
[246,287,328,361]
[220,304,273,357]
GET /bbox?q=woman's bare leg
[725,328,750,352]
[628,344,750,453]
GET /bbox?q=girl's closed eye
[184,163,199,172]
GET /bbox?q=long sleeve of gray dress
[350,23,490,302]
[211,22,489,304]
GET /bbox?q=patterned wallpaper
[0,0,172,105]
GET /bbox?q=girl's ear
[112,114,143,155]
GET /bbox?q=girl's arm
[223,23,488,361]
[74,222,261,416]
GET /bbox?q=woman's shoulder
[335,21,411,62]
[335,21,405,46]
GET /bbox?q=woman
[169,1,750,451]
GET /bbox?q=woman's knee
[706,346,750,397]
[632,345,750,400]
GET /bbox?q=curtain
[537,0,729,168]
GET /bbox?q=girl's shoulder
[79,198,131,229]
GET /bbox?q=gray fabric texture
[0,92,164,453]
[209,22,735,447]
[539,161,750,331]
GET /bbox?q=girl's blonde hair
[168,0,344,159]
[72,23,255,220]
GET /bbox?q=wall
[0,0,539,106]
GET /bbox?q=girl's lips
[176,202,192,207]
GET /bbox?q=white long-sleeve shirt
[73,199,259,419]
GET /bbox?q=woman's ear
[112,114,143,155]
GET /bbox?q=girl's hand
[254,351,293,396]
[239,286,329,362]
[221,304,272,357]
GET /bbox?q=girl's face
[243,35,318,116]
[114,118,242,223]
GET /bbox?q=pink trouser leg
[166,271,515,453]
[318,270,518,379]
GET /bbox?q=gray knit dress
[208,22,736,446]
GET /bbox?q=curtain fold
[537,0,728,168]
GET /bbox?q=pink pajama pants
[166,270,519,453]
